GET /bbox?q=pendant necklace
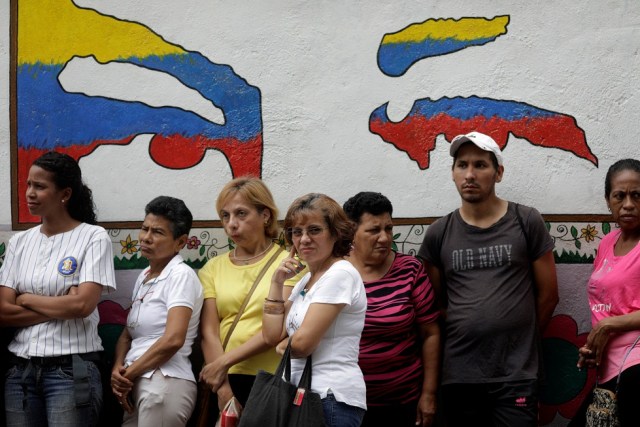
[231,242,273,265]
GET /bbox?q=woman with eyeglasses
[262,193,367,427]
[198,178,305,412]
[110,196,203,426]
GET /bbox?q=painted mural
[6,1,640,426]
[371,16,597,170]
[14,0,262,225]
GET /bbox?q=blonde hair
[216,177,279,238]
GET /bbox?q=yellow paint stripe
[18,0,184,65]
[383,16,509,44]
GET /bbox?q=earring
[61,200,65,204]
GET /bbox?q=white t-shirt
[0,223,117,357]
[125,254,204,382]
[286,260,367,410]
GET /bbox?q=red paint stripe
[370,114,596,169]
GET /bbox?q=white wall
[3,1,640,225]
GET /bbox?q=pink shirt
[588,229,640,382]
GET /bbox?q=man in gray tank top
[418,131,558,426]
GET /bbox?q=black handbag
[238,340,326,427]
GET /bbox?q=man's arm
[532,250,559,333]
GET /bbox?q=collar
[143,253,185,282]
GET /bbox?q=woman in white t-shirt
[262,193,367,427]
[110,196,203,426]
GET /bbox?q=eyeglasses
[287,226,327,238]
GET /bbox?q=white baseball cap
[449,131,503,166]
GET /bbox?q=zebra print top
[358,252,439,406]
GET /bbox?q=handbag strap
[222,245,284,350]
[297,355,313,389]
[595,334,640,391]
[277,336,314,389]
[614,334,640,392]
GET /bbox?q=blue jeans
[322,392,366,427]
[5,359,102,427]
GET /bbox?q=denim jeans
[4,359,102,427]
[322,392,366,427]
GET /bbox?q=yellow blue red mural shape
[15,0,262,224]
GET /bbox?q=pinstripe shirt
[0,223,116,358]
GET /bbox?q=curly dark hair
[33,152,97,224]
[284,193,354,257]
[343,191,393,224]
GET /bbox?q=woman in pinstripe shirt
[0,152,116,427]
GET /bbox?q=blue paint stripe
[410,97,557,121]
[17,52,261,148]
[378,37,496,76]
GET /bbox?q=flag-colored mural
[370,96,598,169]
[15,0,262,224]
[378,15,510,77]
[371,16,598,170]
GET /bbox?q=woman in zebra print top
[344,192,440,427]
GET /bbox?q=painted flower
[539,314,596,425]
[187,236,201,250]
[580,224,598,242]
[120,235,139,255]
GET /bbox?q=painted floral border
[0,221,612,270]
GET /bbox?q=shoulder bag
[195,247,284,427]
[238,338,325,427]
[586,334,640,427]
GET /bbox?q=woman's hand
[120,390,135,414]
[111,364,134,398]
[273,246,305,285]
[577,344,596,369]
[578,320,612,368]
[217,381,235,411]
[15,293,29,307]
[199,355,230,392]
[275,338,289,356]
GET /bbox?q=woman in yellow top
[198,177,304,410]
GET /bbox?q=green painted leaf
[575,240,582,250]
[0,242,5,256]
[199,245,205,256]
[602,222,611,235]
[570,226,578,238]
[545,222,551,231]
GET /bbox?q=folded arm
[14,282,103,320]
[0,286,52,326]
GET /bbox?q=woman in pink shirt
[576,158,640,426]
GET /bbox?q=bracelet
[263,304,285,315]
[265,297,285,303]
